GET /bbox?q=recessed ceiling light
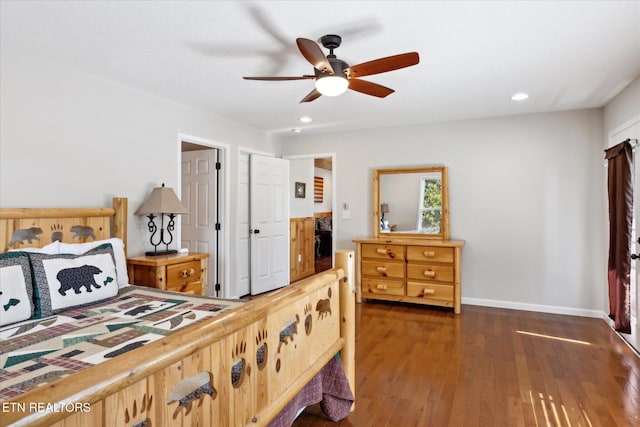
[511,92,529,101]
[291,128,302,133]
[299,116,312,123]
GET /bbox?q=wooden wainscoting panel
[290,217,315,282]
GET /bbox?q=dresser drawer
[167,260,202,286]
[167,281,202,295]
[362,278,404,296]
[406,246,453,263]
[361,244,405,260]
[362,260,405,279]
[407,281,453,301]
[406,263,453,282]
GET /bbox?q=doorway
[313,157,334,274]
[608,116,640,354]
[285,153,336,276]
[179,135,229,298]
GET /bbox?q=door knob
[250,229,260,234]
[632,253,640,260]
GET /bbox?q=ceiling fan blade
[243,75,316,81]
[345,52,419,78]
[296,38,335,74]
[348,79,395,98]
[300,88,322,103]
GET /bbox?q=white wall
[276,109,606,316]
[289,158,314,218]
[314,166,333,213]
[603,77,640,134]
[0,49,275,292]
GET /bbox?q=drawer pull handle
[423,288,436,295]
[376,284,388,291]
[180,268,195,278]
[423,270,436,278]
[375,248,395,259]
[423,251,435,257]
[376,266,387,273]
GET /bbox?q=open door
[181,148,219,296]
[250,154,290,295]
[610,118,639,353]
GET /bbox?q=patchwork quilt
[0,287,243,400]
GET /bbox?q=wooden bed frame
[0,198,355,427]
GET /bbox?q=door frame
[606,114,640,352]
[177,133,230,297]
[283,152,337,268]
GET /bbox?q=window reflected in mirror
[374,166,449,240]
[419,172,442,233]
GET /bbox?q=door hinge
[215,283,221,292]
[215,223,221,231]
[215,162,221,170]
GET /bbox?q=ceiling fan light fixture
[315,75,349,97]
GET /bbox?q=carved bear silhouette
[70,225,95,240]
[316,299,332,319]
[278,315,300,353]
[8,227,43,246]
[56,265,103,296]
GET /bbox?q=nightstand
[127,252,210,295]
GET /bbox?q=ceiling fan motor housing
[315,57,349,79]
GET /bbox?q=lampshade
[135,183,189,215]
[315,75,349,96]
[381,203,390,214]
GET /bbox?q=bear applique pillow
[28,243,119,318]
[0,252,35,326]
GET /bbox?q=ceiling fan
[243,34,419,103]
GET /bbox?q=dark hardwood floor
[293,301,640,427]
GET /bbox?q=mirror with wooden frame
[373,166,449,240]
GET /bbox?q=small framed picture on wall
[295,182,306,198]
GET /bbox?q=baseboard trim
[462,297,604,319]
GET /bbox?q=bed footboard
[1,252,355,427]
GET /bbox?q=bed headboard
[0,197,127,255]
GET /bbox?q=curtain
[605,140,633,334]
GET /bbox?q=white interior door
[250,154,289,295]
[182,149,217,296]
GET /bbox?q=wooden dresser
[127,252,209,295]
[353,237,464,313]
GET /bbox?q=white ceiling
[2,1,639,136]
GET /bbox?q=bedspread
[0,286,243,400]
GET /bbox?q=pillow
[58,238,129,288]
[8,241,62,255]
[28,243,119,318]
[0,252,35,326]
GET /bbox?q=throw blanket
[267,356,355,427]
[0,287,243,400]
